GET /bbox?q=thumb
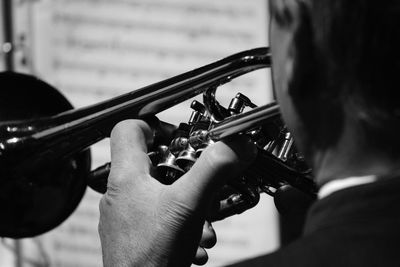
[108,120,154,188]
[172,136,257,210]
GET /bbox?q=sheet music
[12,0,278,266]
[0,2,4,71]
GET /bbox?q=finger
[193,247,208,266]
[199,221,216,249]
[173,136,257,210]
[109,120,154,180]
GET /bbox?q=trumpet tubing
[0,47,315,238]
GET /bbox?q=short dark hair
[270,0,400,155]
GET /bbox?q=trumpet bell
[0,72,91,238]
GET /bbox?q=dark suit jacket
[227,177,400,267]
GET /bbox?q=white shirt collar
[318,175,377,199]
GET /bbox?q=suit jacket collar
[304,176,400,235]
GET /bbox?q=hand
[98,120,256,267]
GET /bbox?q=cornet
[0,47,316,238]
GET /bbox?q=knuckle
[111,119,146,139]
[203,143,238,169]
[201,233,217,248]
[202,139,257,171]
[107,170,149,193]
[201,222,217,248]
[193,248,208,265]
[99,193,115,214]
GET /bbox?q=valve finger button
[157,164,185,185]
[156,146,185,184]
[175,146,197,172]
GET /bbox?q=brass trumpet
[0,47,316,238]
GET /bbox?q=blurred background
[0,0,279,266]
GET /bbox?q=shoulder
[226,226,399,267]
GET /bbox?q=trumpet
[0,47,316,238]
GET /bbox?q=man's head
[269,0,400,169]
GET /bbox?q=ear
[269,0,306,95]
[269,0,307,30]
[269,0,312,95]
